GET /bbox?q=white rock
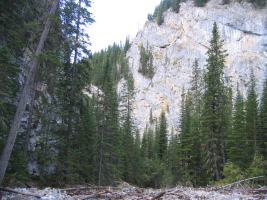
[121,0,267,135]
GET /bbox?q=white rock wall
[119,0,267,135]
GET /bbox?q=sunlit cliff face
[117,0,267,135]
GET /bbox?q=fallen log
[61,186,119,191]
[151,191,166,199]
[74,191,119,200]
[75,194,108,200]
[222,176,265,189]
[0,187,41,198]
[249,188,267,193]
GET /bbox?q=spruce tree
[178,90,193,179]
[245,70,259,165]
[258,77,267,159]
[170,0,180,12]
[157,6,164,25]
[202,22,231,182]
[166,128,179,182]
[158,110,168,160]
[95,54,124,186]
[191,59,203,122]
[120,69,136,183]
[132,130,143,185]
[227,88,247,169]
[139,44,154,79]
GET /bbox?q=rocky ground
[1,182,267,200]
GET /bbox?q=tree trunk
[0,0,59,185]
[98,129,104,186]
[23,78,39,157]
[23,90,35,157]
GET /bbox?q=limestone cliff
[118,0,267,135]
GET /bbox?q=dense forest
[0,0,267,189]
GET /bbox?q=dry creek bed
[1,182,267,200]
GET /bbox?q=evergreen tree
[120,68,136,183]
[0,0,60,185]
[96,55,124,186]
[158,110,168,160]
[227,88,247,169]
[141,126,155,159]
[178,90,193,180]
[177,87,205,185]
[201,22,231,182]
[90,41,135,185]
[166,128,179,183]
[258,77,267,159]
[138,44,154,79]
[132,130,143,185]
[194,0,208,7]
[191,59,203,119]
[76,95,96,183]
[157,6,164,25]
[245,70,259,165]
[41,0,94,184]
[170,0,180,12]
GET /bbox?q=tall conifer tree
[227,88,246,169]
[258,77,267,159]
[158,110,168,160]
[202,22,231,181]
[245,70,259,165]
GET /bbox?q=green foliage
[138,44,154,79]
[153,0,180,25]
[5,146,29,183]
[158,111,168,160]
[202,22,231,181]
[0,0,56,185]
[147,13,154,21]
[170,0,180,12]
[194,0,208,7]
[157,7,164,25]
[2,0,267,189]
[226,89,247,169]
[248,0,266,8]
[177,88,206,186]
[120,67,138,184]
[215,162,246,186]
[244,70,259,165]
[218,154,267,186]
[256,0,266,8]
[0,46,19,137]
[140,159,165,188]
[248,153,267,177]
[141,127,156,159]
[258,77,267,160]
[61,0,95,57]
[92,42,130,86]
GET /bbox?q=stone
[118,0,267,135]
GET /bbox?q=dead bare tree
[0,0,59,185]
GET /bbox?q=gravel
[1,186,267,200]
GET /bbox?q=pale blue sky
[89,0,162,53]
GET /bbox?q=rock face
[119,0,267,135]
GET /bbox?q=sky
[88,0,162,53]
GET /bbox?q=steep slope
[119,0,267,134]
